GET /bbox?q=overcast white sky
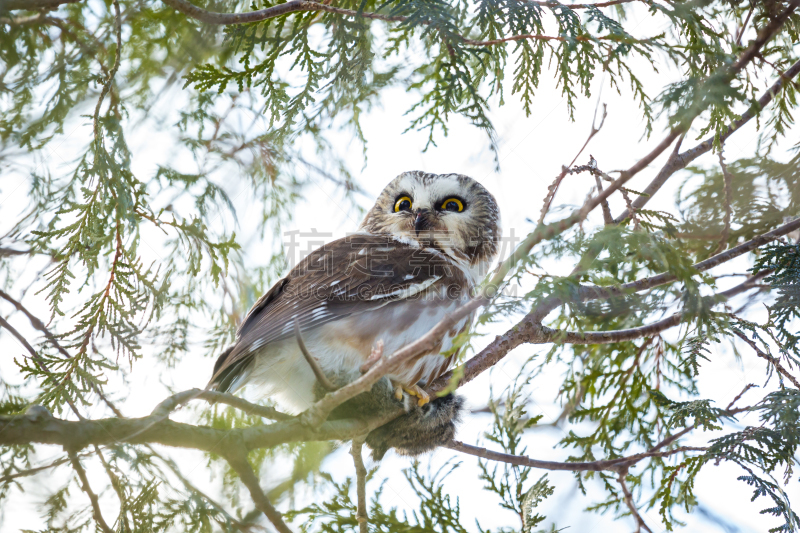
[1,3,798,531]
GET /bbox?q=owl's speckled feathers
[210,171,500,457]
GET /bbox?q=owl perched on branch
[210,171,501,458]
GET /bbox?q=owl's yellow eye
[394,196,413,212]
[441,198,464,212]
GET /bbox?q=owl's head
[359,171,501,275]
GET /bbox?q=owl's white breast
[239,284,472,414]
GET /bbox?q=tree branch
[444,440,707,473]
[69,451,115,533]
[614,56,800,223]
[151,388,292,421]
[160,0,636,33]
[432,216,800,393]
[617,468,653,533]
[350,438,369,533]
[225,444,294,533]
[732,330,800,389]
[295,320,339,392]
[0,0,81,10]
[713,149,734,255]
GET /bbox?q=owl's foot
[402,384,430,407]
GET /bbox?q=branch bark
[350,438,369,533]
[0,0,81,10]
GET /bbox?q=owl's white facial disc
[359,171,501,277]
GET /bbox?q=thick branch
[0,0,81,9]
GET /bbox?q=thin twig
[225,446,294,533]
[615,56,800,223]
[0,0,82,8]
[301,297,485,427]
[350,438,369,533]
[593,170,614,225]
[92,0,121,145]
[735,2,755,46]
[151,388,292,420]
[733,330,800,389]
[617,468,653,533]
[294,320,339,392]
[538,105,607,226]
[445,440,707,473]
[69,451,115,533]
[714,150,734,255]
[154,451,256,532]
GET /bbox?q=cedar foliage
[0,0,799,531]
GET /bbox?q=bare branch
[69,451,115,533]
[0,247,33,257]
[151,388,292,421]
[714,150,734,255]
[161,0,639,44]
[527,0,639,7]
[732,330,800,389]
[0,454,81,484]
[226,446,294,533]
[617,468,653,533]
[0,289,70,357]
[594,172,614,225]
[0,314,40,364]
[295,320,339,392]
[445,440,707,473]
[615,56,800,223]
[350,438,369,533]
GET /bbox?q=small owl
[210,171,501,457]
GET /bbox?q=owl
[210,171,501,457]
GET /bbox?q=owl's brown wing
[210,233,469,391]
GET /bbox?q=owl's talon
[394,386,404,401]
[402,385,430,406]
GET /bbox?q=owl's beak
[414,209,433,236]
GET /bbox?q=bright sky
[1,3,798,531]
